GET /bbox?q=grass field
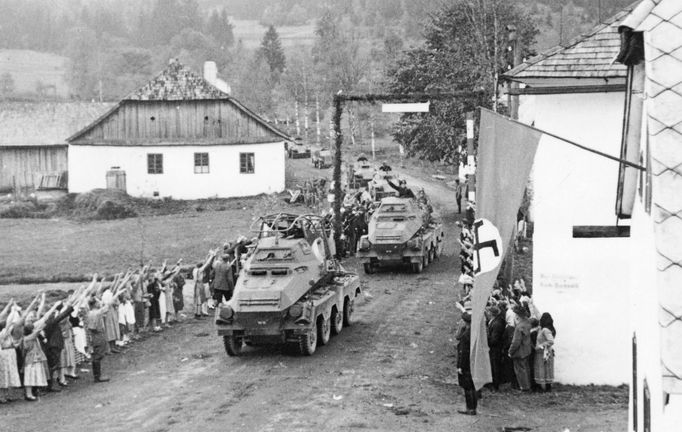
[0,193,300,285]
[0,49,70,98]
[231,19,316,49]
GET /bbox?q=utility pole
[507,25,522,120]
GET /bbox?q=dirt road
[1,160,626,432]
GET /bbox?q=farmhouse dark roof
[504,3,640,81]
[67,60,290,144]
[125,59,230,101]
[0,102,114,147]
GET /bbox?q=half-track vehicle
[356,197,444,274]
[215,213,362,356]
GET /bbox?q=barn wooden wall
[73,100,278,143]
[0,146,67,191]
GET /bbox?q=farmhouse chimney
[203,61,231,95]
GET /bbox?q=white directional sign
[472,218,503,275]
[381,102,430,113]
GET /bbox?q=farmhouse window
[194,152,209,174]
[240,153,255,174]
[147,153,163,174]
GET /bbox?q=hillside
[0,49,70,99]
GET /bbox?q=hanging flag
[470,108,542,390]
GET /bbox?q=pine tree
[259,25,286,75]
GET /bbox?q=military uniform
[86,305,110,382]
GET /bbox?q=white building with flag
[501,4,640,386]
[473,1,682,429]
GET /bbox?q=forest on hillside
[0,0,636,150]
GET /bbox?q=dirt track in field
[0,158,626,432]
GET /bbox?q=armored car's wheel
[363,263,374,274]
[318,315,331,346]
[223,335,243,357]
[428,247,435,264]
[343,297,355,327]
[411,260,423,274]
[299,326,318,356]
[331,306,343,335]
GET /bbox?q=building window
[240,152,255,174]
[194,152,209,174]
[572,225,631,238]
[147,153,163,174]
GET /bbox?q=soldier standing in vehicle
[386,178,415,198]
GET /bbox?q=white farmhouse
[67,59,289,199]
[503,5,639,386]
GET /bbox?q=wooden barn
[67,59,290,199]
[0,102,112,193]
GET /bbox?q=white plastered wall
[522,92,632,385]
[68,142,285,199]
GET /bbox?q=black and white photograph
[0,0,680,431]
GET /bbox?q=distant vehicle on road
[312,148,333,168]
[287,137,311,159]
[368,171,400,202]
[352,154,374,188]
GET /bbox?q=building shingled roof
[66,59,290,143]
[504,3,641,81]
[0,102,114,147]
[125,59,230,101]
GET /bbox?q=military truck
[356,197,444,274]
[312,148,332,168]
[215,213,362,356]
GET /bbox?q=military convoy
[356,196,444,274]
[215,213,362,356]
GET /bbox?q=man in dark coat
[212,254,234,304]
[455,179,464,214]
[43,303,74,392]
[456,311,477,415]
[508,305,533,391]
[487,306,506,391]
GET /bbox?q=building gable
[68,60,289,145]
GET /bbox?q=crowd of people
[0,253,229,403]
[455,216,556,416]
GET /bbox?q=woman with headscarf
[535,312,556,392]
